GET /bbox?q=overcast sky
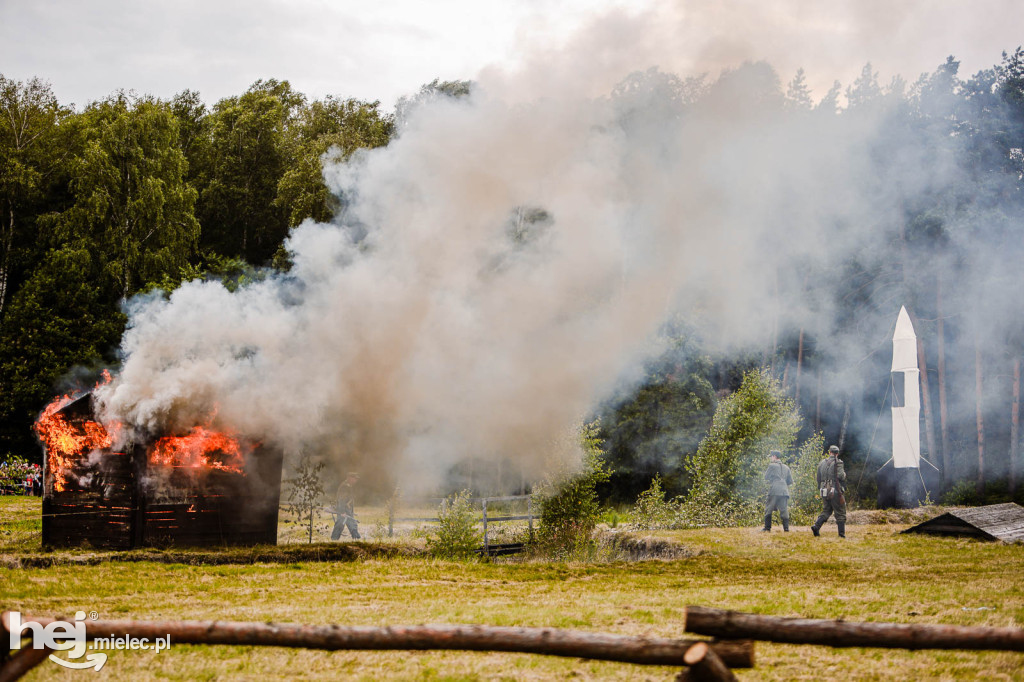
[2,0,1023,110]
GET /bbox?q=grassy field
[2,495,1023,680]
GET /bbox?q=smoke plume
[95,6,1023,494]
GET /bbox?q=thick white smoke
[94,6,1017,493]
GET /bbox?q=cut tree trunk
[684,606,1024,651]
[976,340,985,499]
[1011,357,1020,498]
[936,277,950,488]
[815,368,822,432]
[795,328,804,403]
[908,309,937,479]
[675,642,737,682]
[918,335,937,475]
[770,269,779,378]
[0,208,13,322]
[838,402,850,450]
[0,613,755,669]
[0,645,52,682]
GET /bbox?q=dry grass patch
[0,495,41,553]
[2,497,1023,680]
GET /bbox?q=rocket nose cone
[893,306,916,340]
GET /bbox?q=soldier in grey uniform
[811,445,847,538]
[331,471,361,540]
[762,450,793,532]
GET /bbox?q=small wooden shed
[41,393,283,550]
[901,503,1024,542]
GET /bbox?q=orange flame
[33,371,117,492]
[148,426,246,475]
[35,371,248,490]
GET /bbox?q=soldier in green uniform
[811,445,847,538]
[331,471,361,540]
[762,450,793,532]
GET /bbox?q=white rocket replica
[891,306,921,469]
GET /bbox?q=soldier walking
[811,445,847,538]
[762,450,793,532]
[331,471,361,540]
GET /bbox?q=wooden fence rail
[1,612,752,681]
[8,606,1020,679]
[388,495,534,551]
[684,606,1024,652]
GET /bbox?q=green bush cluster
[628,474,681,530]
[673,368,824,527]
[630,476,756,529]
[427,490,481,560]
[531,422,611,560]
[787,431,827,523]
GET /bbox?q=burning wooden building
[34,384,283,549]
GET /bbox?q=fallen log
[685,606,1024,651]
[2,613,753,669]
[675,642,737,682]
[0,646,52,682]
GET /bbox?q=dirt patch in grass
[1,541,424,569]
[846,505,948,525]
[598,531,700,561]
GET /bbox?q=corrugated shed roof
[903,503,1024,543]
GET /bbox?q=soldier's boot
[810,525,820,537]
[837,522,846,538]
[762,513,772,532]
[782,518,790,532]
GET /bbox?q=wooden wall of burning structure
[34,385,282,549]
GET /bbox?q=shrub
[679,368,821,527]
[788,431,826,523]
[940,479,979,506]
[601,508,624,528]
[629,475,682,530]
[532,421,611,560]
[284,455,326,543]
[369,487,402,543]
[427,490,481,560]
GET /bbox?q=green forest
[0,76,405,453]
[2,47,1024,509]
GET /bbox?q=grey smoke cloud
[94,6,1018,492]
[499,1,1024,106]
[6,0,1020,110]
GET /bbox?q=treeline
[596,52,1024,506]
[3,49,1024,508]
[0,76,468,454]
